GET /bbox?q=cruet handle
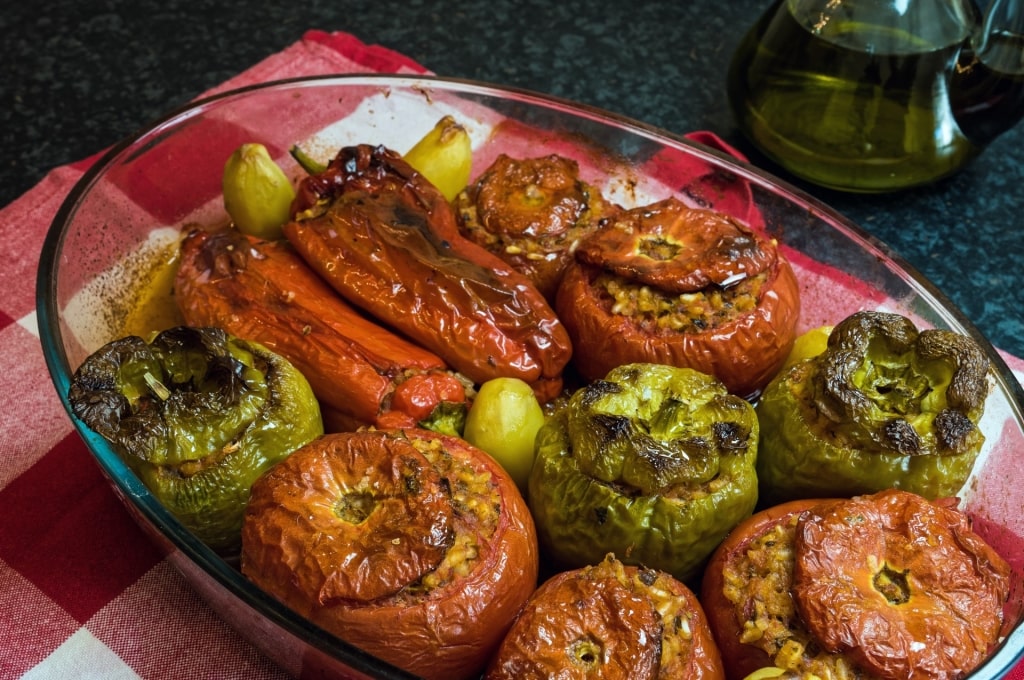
[973,0,1024,66]
[951,0,1024,146]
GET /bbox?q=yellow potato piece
[223,143,296,240]
[463,377,544,494]
[783,324,834,369]
[403,115,472,201]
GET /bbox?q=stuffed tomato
[240,428,539,680]
[454,153,620,302]
[700,498,837,680]
[700,490,1011,680]
[486,553,725,679]
[556,196,799,400]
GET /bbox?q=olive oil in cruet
[728,0,1024,192]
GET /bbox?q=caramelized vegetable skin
[284,144,572,402]
[556,197,799,399]
[702,492,1011,680]
[793,490,1010,680]
[175,227,467,430]
[455,153,620,302]
[528,363,759,583]
[700,499,857,680]
[756,311,991,503]
[68,326,323,556]
[487,554,725,679]
[241,428,539,680]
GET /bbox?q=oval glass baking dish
[37,74,1024,679]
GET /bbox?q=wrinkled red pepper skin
[389,372,467,422]
[285,144,572,402]
[175,227,464,429]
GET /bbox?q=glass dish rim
[34,72,1024,679]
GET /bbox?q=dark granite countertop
[5,0,1023,360]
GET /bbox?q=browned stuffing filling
[456,186,601,264]
[721,515,878,679]
[595,557,698,670]
[599,271,766,334]
[396,436,500,597]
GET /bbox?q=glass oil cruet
[727,0,1024,192]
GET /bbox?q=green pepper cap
[756,311,991,503]
[528,363,759,583]
[69,326,324,555]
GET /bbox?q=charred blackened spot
[591,413,633,446]
[713,421,749,451]
[934,408,977,452]
[578,379,624,408]
[883,418,922,455]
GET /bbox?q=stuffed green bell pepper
[528,362,759,583]
[68,326,324,556]
[756,311,990,504]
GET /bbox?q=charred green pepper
[68,326,323,556]
[756,311,991,504]
[527,362,759,583]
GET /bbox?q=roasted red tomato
[792,489,1010,680]
[240,428,539,680]
[454,153,620,302]
[556,197,799,399]
[487,554,725,679]
[701,491,1011,680]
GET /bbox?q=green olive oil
[728,0,978,192]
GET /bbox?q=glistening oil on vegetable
[121,242,184,338]
[61,226,184,351]
[727,0,977,192]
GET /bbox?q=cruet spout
[950,0,1024,147]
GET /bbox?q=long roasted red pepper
[174,227,466,430]
[284,144,572,401]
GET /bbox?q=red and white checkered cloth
[2,29,1022,679]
